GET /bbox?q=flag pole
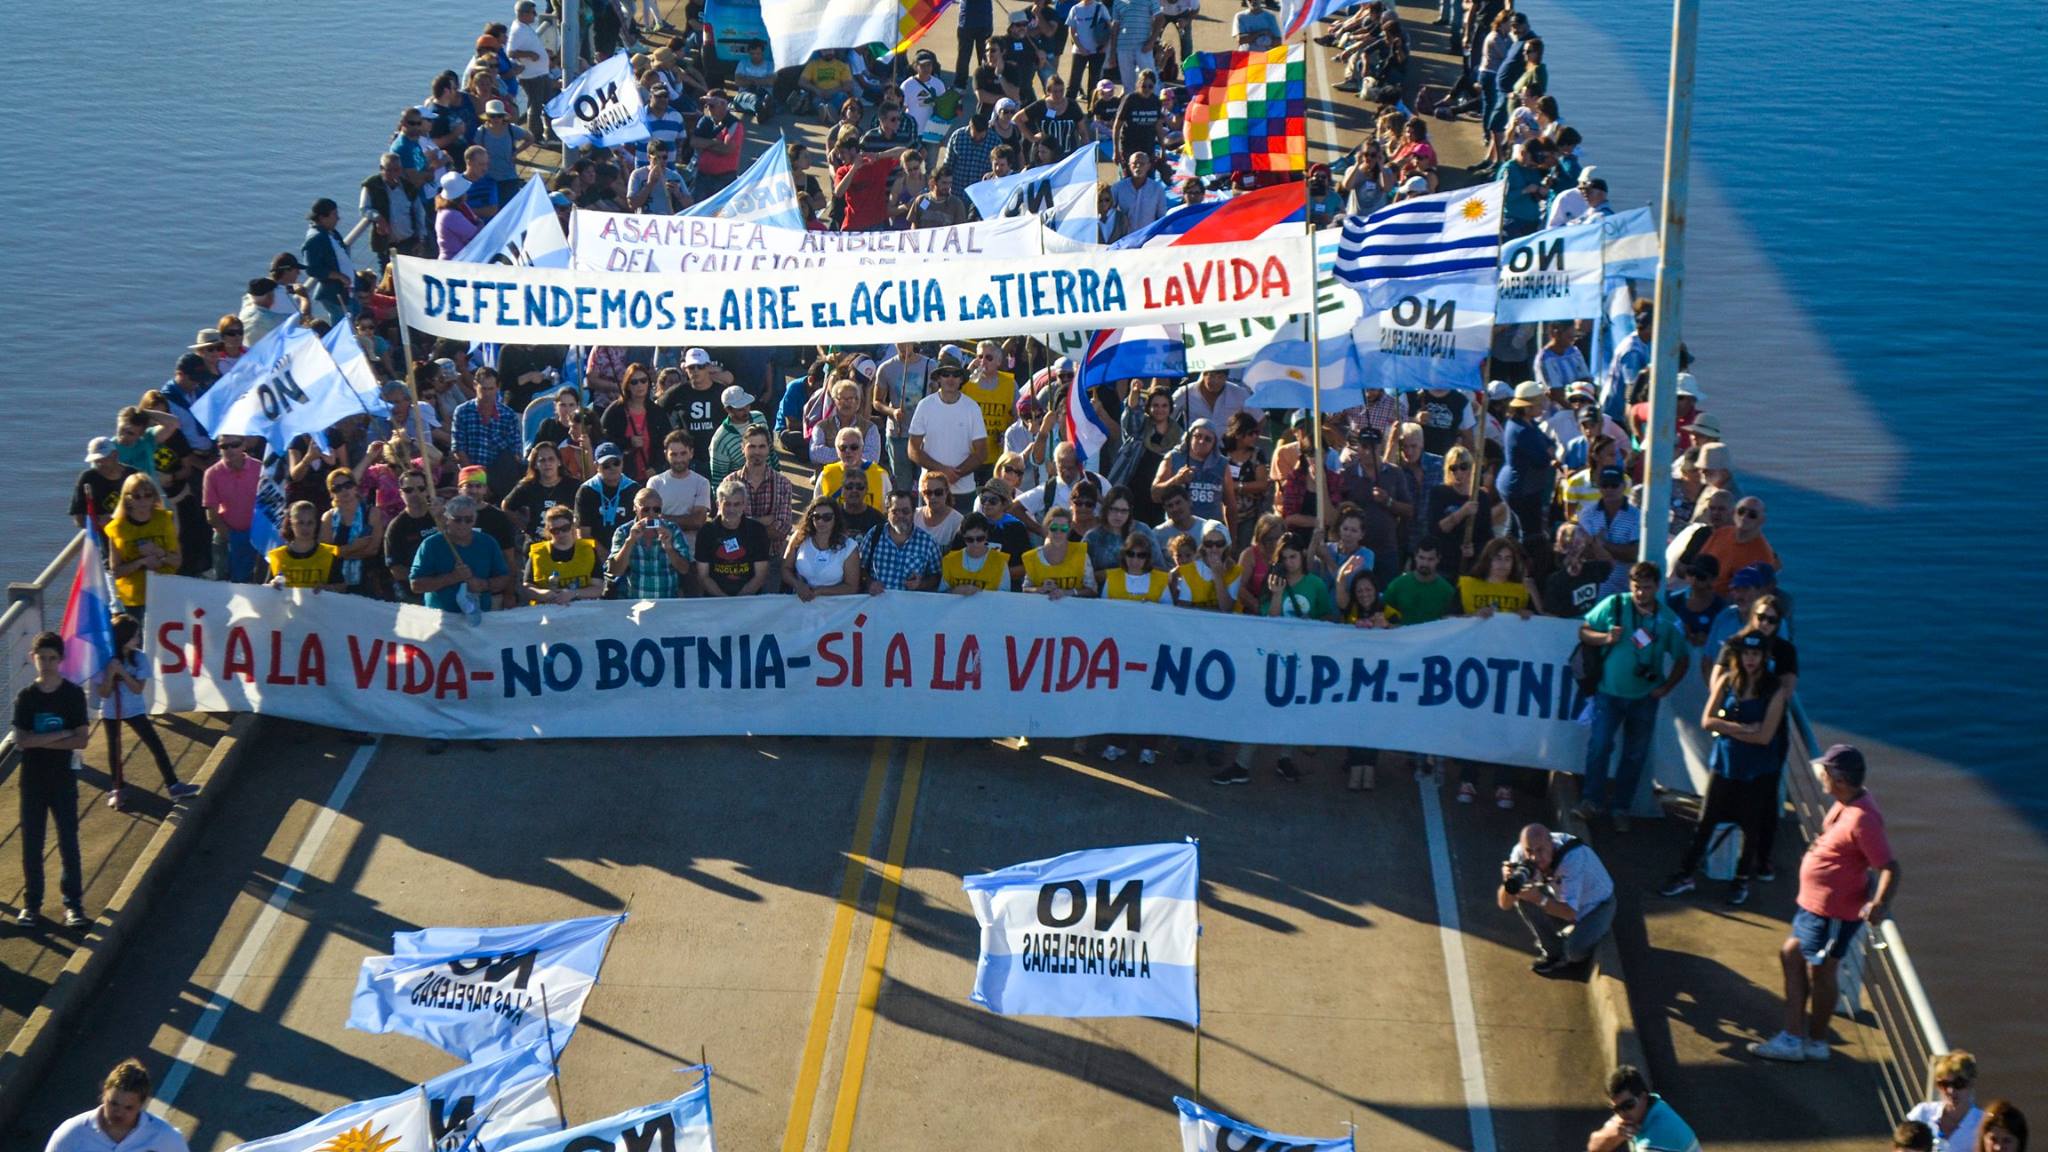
[538,982,569,1128]
[1299,38,1329,552]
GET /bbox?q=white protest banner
[348,914,626,1061]
[392,234,1311,348]
[1184,226,1359,372]
[571,209,1085,273]
[962,145,1099,243]
[145,575,1590,768]
[498,1071,713,1152]
[1495,205,1658,324]
[964,841,1199,1024]
[1350,271,1496,393]
[547,53,649,150]
[760,0,897,81]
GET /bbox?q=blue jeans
[1581,691,1660,813]
[1518,896,1613,963]
[1438,0,1462,34]
[1480,72,1504,136]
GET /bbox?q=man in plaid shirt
[450,367,524,482]
[734,424,796,548]
[859,489,941,592]
[607,488,692,598]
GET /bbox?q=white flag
[963,146,1099,243]
[227,1087,431,1152]
[547,54,649,150]
[209,324,388,447]
[759,0,898,80]
[498,1073,713,1152]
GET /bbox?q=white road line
[1419,775,1498,1152]
[150,738,381,1119]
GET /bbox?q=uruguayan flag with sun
[1335,182,1505,288]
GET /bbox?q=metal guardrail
[1,531,86,758]
[1782,696,1947,1125]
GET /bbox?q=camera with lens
[1503,860,1539,896]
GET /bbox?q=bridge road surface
[11,723,1612,1150]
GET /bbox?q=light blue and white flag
[348,914,627,1061]
[1351,271,1496,393]
[1277,0,1372,39]
[325,1042,562,1152]
[497,1069,714,1152]
[1175,1097,1355,1152]
[226,1086,432,1152]
[760,0,898,75]
[548,53,650,150]
[683,133,805,230]
[1495,204,1655,324]
[1335,183,1503,289]
[1242,333,1365,413]
[189,315,303,437]
[323,322,384,399]
[457,175,573,270]
[963,840,1199,1024]
[964,145,1099,244]
[205,324,388,449]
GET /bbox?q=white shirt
[1508,832,1615,917]
[917,506,962,549]
[1905,1102,1981,1152]
[1016,471,1109,519]
[46,1109,191,1152]
[645,468,712,523]
[900,74,949,138]
[1545,186,1588,227]
[793,536,860,588]
[908,392,988,495]
[508,18,549,80]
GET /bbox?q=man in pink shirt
[202,435,264,581]
[1750,744,1900,1063]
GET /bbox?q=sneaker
[1532,954,1587,978]
[1748,1031,1808,1063]
[425,739,448,755]
[1757,864,1777,882]
[1494,786,1514,810]
[1274,756,1300,782]
[1570,801,1601,822]
[1726,880,1751,906]
[63,907,88,929]
[105,788,125,811]
[1101,745,1126,761]
[167,781,201,800]
[1210,765,1251,786]
[1457,782,1476,804]
[1657,873,1696,898]
[1137,748,1158,766]
[14,907,41,928]
[1803,1038,1831,1061]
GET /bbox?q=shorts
[1790,907,1862,966]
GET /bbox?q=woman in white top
[916,470,963,549]
[784,498,863,601]
[1906,1051,1983,1152]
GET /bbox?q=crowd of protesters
[19,3,1977,1141]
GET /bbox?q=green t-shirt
[1582,592,1692,700]
[1384,572,1459,625]
[1273,573,1335,621]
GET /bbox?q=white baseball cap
[683,348,712,367]
[721,385,756,408]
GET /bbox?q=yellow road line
[780,738,893,1152]
[823,739,928,1152]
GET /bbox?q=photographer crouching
[1497,822,1616,977]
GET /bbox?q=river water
[1,0,2039,1106]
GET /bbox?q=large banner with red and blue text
[143,575,1591,768]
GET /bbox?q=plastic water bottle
[457,583,482,625]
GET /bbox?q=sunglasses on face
[1757,613,1781,624]
[1202,541,1226,549]
[1736,508,1761,519]
[401,485,427,494]
[1071,497,1096,506]
[600,460,623,469]
[961,534,988,544]
[331,480,356,492]
[1125,550,1150,560]
[1936,1078,1971,1090]
[813,509,837,519]
[548,522,575,532]
[447,514,477,524]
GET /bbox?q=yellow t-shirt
[942,547,1010,591]
[1560,468,1600,523]
[266,543,339,589]
[1457,575,1531,615]
[105,508,180,607]
[1103,567,1173,603]
[1022,544,1091,593]
[960,369,1017,451]
[816,460,888,513]
[804,58,853,91]
[1173,559,1240,610]
[527,538,600,599]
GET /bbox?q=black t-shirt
[975,64,1007,104]
[840,505,884,537]
[504,477,580,539]
[576,478,638,538]
[1543,561,1614,619]
[383,511,439,599]
[71,465,136,522]
[1024,99,1084,156]
[662,382,724,460]
[472,504,521,556]
[999,34,1037,88]
[14,679,88,779]
[694,516,770,594]
[1116,91,1161,156]
[497,346,555,410]
[1408,390,1470,457]
[992,516,1032,567]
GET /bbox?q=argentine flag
[1335,182,1504,288]
[964,145,1099,244]
[323,1042,562,1152]
[1241,333,1364,413]
[964,840,1199,1025]
[1176,1097,1355,1152]
[683,133,806,231]
[227,1087,432,1152]
[498,1069,714,1152]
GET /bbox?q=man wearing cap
[1576,465,1640,597]
[475,101,531,205]
[161,352,218,453]
[1545,165,1602,228]
[1574,561,1690,829]
[1499,382,1559,572]
[1568,176,1612,226]
[692,91,745,199]
[1704,562,1796,683]
[1750,745,1899,1063]
[998,11,1044,99]
[508,0,554,142]
[71,439,137,534]
[909,356,990,510]
[660,349,732,462]
[576,442,640,542]
[901,52,953,146]
[238,274,306,346]
[708,385,773,485]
